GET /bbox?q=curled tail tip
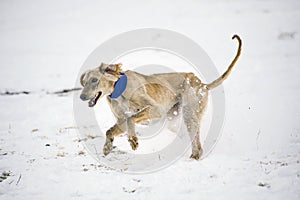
[232,34,242,42]
[232,34,238,39]
[207,34,242,90]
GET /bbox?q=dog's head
[80,63,123,107]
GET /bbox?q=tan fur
[80,35,242,159]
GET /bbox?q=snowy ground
[0,0,300,199]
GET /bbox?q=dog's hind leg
[167,94,182,120]
[183,105,203,160]
[182,86,208,160]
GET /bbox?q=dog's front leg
[103,122,124,155]
[126,106,162,150]
[127,118,139,150]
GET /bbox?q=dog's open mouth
[88,92,102,107]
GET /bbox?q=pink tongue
[88,93,101,107]
[88,99,95,107]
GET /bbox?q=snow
[0,0,300,199]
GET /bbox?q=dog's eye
[91,78,98,83]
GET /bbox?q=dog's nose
[80,94,88,101]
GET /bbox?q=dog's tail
[206,35,242,90]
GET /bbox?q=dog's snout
[80,93,88,101]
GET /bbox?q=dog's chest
[108,97,138,119]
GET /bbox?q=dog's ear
[80,72,86,86]
[99,62,107,73]
[104,63,123,74]
[115,63,123,71]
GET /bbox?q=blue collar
[109,72,127,98]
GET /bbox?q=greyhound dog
[80,35,241,160]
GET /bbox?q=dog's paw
[190,153,200,160]
[103,141,113,156]
[128,135,139,150]
[190,149,203,160]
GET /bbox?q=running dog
[80,35,242,159]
